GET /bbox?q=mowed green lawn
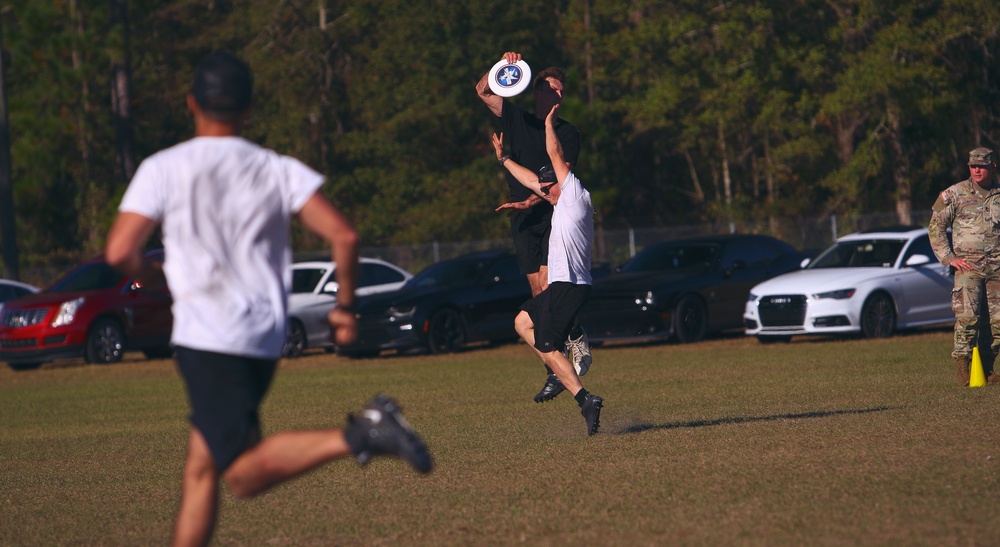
[3,328,1000,545]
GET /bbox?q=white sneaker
[565,326,592,376]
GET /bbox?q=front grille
[758,295,807,327]
[2,308,49,329]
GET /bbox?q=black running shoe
[533,374,565,403]
[580,394,603,436]
[345,394,433,474]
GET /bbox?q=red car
[0,250,173,370]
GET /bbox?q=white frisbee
[487,59,532,97]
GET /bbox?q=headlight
[813,289,856,300]
[52,297,85,327]
[747,292,758,302]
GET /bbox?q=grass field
[3,328,1000,545]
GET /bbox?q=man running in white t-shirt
[105,51,432,546]
[493,104,603,436]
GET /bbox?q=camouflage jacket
[928,177,1000,268]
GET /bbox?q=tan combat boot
[988,369,1000,384]
[957,356,971,387]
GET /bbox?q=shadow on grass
[615,406,897,435]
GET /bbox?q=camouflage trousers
[951,269,1000,360]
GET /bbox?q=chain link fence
[346,211,934,275]
[17,210,933,286]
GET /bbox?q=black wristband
[499,154,510,165]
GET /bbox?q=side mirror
[905,254,931,267]
[800,257,812,269]
[323,281,340,294]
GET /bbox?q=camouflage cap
[968,147,995,166]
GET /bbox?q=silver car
[284,258,412,357]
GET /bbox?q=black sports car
[577,234,809,344]
[337,250,531,357]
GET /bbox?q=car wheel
[427,308,466,354]
[283,319,306,358]
[757,335,792,344]
[85,318,126,364]
[674,295,708,344]
[861,292,896,338]
[8,362,42,371]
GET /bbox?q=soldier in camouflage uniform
[928,147,1000,386]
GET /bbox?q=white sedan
[744,227,954,342]
[284,258,412,357]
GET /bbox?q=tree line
[1,0,997,280]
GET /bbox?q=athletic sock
[574,388,590,407]
[544,365,554,375]
[568,325,583,339]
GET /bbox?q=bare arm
[545,105,570,185]
[297,193,360,345]
[488,130,544,211]
[476,52,521,118]
[492,132,544,197]
[476,73,503,118]
[105,212,165,286]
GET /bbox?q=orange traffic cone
[970,347,987,388]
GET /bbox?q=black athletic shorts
[175,346,277,473]
[510,207,552,275]
[520,282,591,354]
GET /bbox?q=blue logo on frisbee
[494,65,523,89]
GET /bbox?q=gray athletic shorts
[175,346,277,473]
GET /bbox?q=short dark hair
[191,50,253,114]
[533,66,566,90]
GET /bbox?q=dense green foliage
[2,0,998,260]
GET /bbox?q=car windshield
[291,267,328,294]
[621,243,720,273]
[808,239,905,269]
[406,258,492,288]
[48,262,125,292]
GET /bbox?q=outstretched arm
[492,132,545,197]
[545,105,570,185]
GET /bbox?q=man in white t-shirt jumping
[493,104,603,436]
[105,51,432,546]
